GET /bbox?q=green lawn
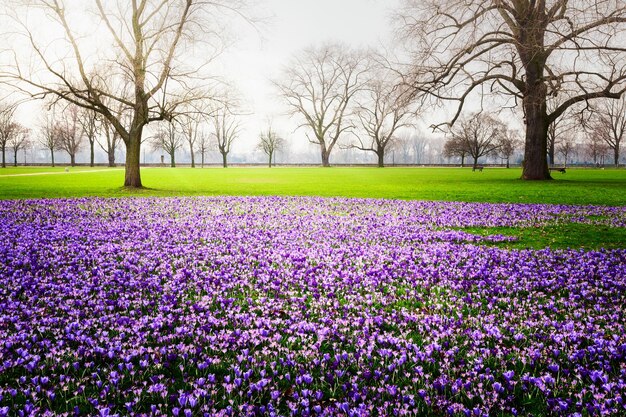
[1,166,625,205]
[0,166,104,175]
[459,224,626,250]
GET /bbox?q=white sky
[220,0,402,154]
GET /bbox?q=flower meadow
[0,197,625,417]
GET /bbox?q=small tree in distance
[99,119,121,167]
[98,103,127,168]
[39,112,61,167]
[557,137,577,168]
[77,108,100,167]
[350,62,415,168]
[178,100,216,169]
[546,105,578,167]
[587,97,626,167]
[447,113,503,170]
[8,125,30,166]
[498,129,522,169]
[210,99,240,168]
[410,134,428,165]
[181,116,200,168]
[585,132,609,166]
[196,130,211,168]
[276,43,368,167]
[56,105,83,167]
[443,135,467,167]
[257,125,284,168]
[151,122,183,168]
[0,102,19,168]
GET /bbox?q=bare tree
[410,134,428,165]
[443,135,468,167]
[56,105,83,167]
[397,1,626,179]
[392,131,433,165]
[151,122,183,168]
[557,137,577,167]
[276,43,368,167]
[77,107,100,167]
[350,65,414,167]
[210,101,240,168]
[257,125,284,167]
[96,102,127,168]
[546,103,579,166]
[499,129,522,168]
[448,113,503,169]
[196,129,211,168]
[588,96,626,167]
[0,102,19,168]
[428,138,445,164]
[178,100,217,168]
[180,116,200,168]
[7,124,29,167]
[39,113,60,167]
[99,118,121,168]
[5,0,248,187]
[585,130,610,165]
[393,133,412,164]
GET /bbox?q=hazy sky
[220,0,401,153]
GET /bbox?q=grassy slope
[1,166,625,205]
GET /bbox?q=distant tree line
[0,93,624,168]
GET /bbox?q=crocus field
[1,197,625,417]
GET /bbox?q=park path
[0,168,125,178]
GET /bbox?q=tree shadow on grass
[113,186,167,196]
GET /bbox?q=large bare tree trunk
[268,152,273,168]
[50,150,55,167]
[523,111,551,179]
[170,153,175,168]
[190,151,195,168]
[90,142,95,167]
[1,147,5,168]
[70,154,76,167]
[615,147,620,167]
[321,147,330,167]
[13,149,18,167]
[522,62,552,180]
[377,151,384,168]
[124,134,142,187]
[222,152,228,168]
[108,152,115,167]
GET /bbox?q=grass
[1,166,624,250]
[0,166,103,175]
[0,166,625,205]
[461,223,626,250]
